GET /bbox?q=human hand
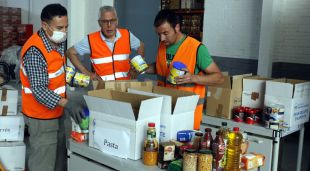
[64,100,86,124]
[90,72,102,81]
[129,66,139,79]
[174,68,194,84]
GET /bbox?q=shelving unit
[161,0,205,41]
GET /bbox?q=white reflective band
[100,72,128,81]
[48,67,65,79]
[20,64,27,76]
[23,86,66,94]
[91,54,129,64]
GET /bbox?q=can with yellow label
[72,72,90,87]
[130,55,149,74]
[66,66,76,84]
[167,61,187,84]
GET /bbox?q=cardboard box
[93,80,153,92]
[206,74,252,119]
[0,141,25,171]
[0,115,24,141]
[242,76,272,109]
[0,88,18,115]
[85,89,163,160]
[264,79,310,127]
[128,86,199,142]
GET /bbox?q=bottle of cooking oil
[142,122,158,166]
[225,127,243,171]
[218,122,230,168]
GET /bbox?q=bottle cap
[148,122,155,127]
[222,122,227,126]
[172,61,187,70]
[199,149,212,154]
[195,132,203,136]
[233,127,240,132]
[205,128,212,132]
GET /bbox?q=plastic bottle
[142,122,158,166]
[218,122,230,168]
[201,128,213,150]
[212,132,225,171]
[225,127,243,171]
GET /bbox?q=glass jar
[183,149,197,171]
[198,150,213,171]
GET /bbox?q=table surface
[202,115,302,137]
[67,139,162,171]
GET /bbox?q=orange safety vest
[88,29,131,80]
[156,36,206,130]
[20,32,66,119]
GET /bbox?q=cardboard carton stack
[0,87,25,171]
[0,6,33,54]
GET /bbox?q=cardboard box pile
[206,73,252,119]
[0,87,25,171]
[264,78,310,128]
[85,89,163,160]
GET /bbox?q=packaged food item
[183,149,197,171]
[241,153,258,170]
[263,104,285,130]
[130,55,148,74]
[192,132,203,151]
[198,149,212,171]
[143,122,158,166]
[212,132,225,171]
[251,152,265,167]
[157,142,175,169]
[66,66,90,87]
[176,130,194,142]
[167,61,187,84]
[66,66,75,83]
[201,128,213,150]
[225,127,243,171]
[167,159,182,171]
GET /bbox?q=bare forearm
[137,42,145,57]
[66,47,92,75]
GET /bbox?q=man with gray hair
[67,6,144,81]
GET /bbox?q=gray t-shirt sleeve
[129,31,141,51]
[74,36,90,55]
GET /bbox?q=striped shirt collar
[38,28,65,56]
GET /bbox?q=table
[67,139,162,171]
[201,115,305,171]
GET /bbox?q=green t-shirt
[166,36,213,74]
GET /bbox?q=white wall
[203,0,262,60]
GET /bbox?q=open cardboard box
[0,88,18,115]
[264,78,310,127]
[85,89,163,160]
[0,114,24,142]
[206,73,252,119]
[128,86,199,142]
[92,80,153,92]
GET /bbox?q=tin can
[233,106,246,122]
[245,108,261,124]
[264,104,285,130]
[167,61,187,84]
[130,55,148,74]
[66,66,76,84]
[79,108,90,131]
[72,72,90,87]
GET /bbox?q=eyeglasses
[98,19,117,26]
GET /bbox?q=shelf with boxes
[161,0,205,41]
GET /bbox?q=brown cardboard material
[92,80,153,92]
[206,73,252,119]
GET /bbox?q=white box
[0,88,18,115]
[128,86,199,142]
[264,79,310,127]
[242,76,272,108]
[85,89,163,160]
[0,141,25,171]
[0,115,24,141]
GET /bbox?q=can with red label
[233,106,245,122]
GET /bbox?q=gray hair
[98,6,118,19]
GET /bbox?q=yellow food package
[241,153,258,170]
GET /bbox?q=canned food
[167,61,187,84]
[130,55,148,74]
[233,106,246,122]
[72,72,90,87]
[66,66,76,84]
[263,104,285,130]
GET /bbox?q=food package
[241,153,258,170]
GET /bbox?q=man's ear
[41,21,48,32]
[175,23,181,33]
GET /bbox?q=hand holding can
[130,55,149,74]
[167,61,187,84]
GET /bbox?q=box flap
[266,79,310,98]
[173,95,199,114]
[84,95,136,120]
[93,80,153,92]
[231,73,252,90]
[137,97,163,120]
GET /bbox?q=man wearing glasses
[67,6,144,81]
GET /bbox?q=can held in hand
[167,61,187,84]
[72,72,90,87]
[130,55,148,74]
[66,66,76,84]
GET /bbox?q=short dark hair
[40,3,67,23]
[154,9,180,28]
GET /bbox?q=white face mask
[47,25,67,43]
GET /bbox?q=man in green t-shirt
[146,9,224,130]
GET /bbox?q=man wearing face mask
[20,4,85,171]
[66,6,144,81]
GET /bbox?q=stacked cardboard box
[0,87,25,171]
[0,6,33,54]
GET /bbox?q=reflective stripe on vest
[22,85,66,94]
[100,72,128,81]
[91,54,129,64]
[20,64,64,79]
